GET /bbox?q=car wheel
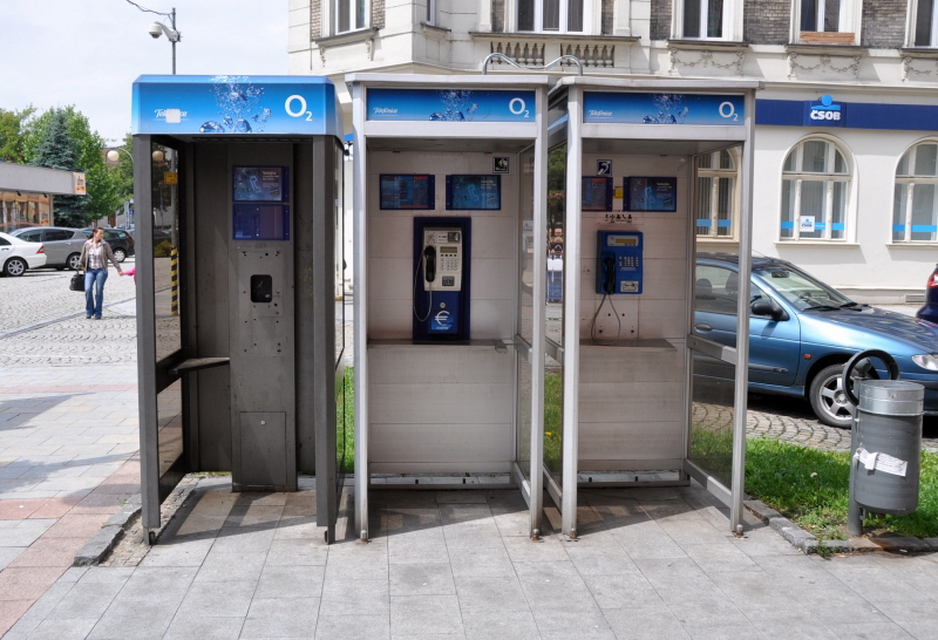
[3,257,27,277]
[809,364,858,428]
[113,247,127,263]
[67,253,82,270]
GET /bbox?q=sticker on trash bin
[854,447,908,477]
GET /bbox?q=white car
[0,231,47,276]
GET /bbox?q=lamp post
[127,1,180,74]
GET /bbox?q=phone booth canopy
[132,75,349,543]
[547,76,761,537]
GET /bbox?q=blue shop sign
[132,75,342,137]
[366,88,536,122]
[804,95,845,126]
[583,92,745,125]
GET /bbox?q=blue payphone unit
[596,230,643,295]
[413,217,471,341]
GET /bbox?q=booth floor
[10,476,938,639]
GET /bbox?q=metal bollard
[844,350,923,536]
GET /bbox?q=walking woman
[80,227,124,319]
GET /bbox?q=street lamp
[126,1,180,74]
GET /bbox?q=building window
[912,0,938,46]
[793,0,859,44]
[683,0,723,38]
[696,149,738,239]
[337,0,367,33]
[893,142,938,243]
[780,138,851,241]
[518,0,585,32]
[425,0,436,25]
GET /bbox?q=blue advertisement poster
[132,75,342,137]
[233,166,287,202]
[625,177,677,212]
[584,93,745,126]
[367,89,536,122]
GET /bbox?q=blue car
[695,253,938,428]
[916,263,938,324]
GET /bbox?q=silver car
[10,226,86,270]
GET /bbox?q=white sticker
[854,447,908,477]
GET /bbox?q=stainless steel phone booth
[132,75,348,543]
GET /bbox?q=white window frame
[331,0,369,35]
[791,0,861,44]
[673,0,743,41]
[893,140,938,243]
[907,0,938,47]
[695,149,740,241]
[779,136,854,242]
[507,0,599,34]
[426,0,436,25]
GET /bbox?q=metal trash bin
[843,350,924,535]
[851,379,923,515]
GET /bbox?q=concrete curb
[73,495,142,567]
[744,498,938,555]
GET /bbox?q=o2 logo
[719,101,739,121]
[509,97,530,118]
[285,94,316,121]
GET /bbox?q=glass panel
[567,0,583,31]
[912,183,937,241]
[799,180,825,239]
[897,150,911,176]
[690,259,736,489]
[338,0,350,32]
[831,181,845,239]
[801,0,817,31]
[335,143,350,479]
[152,142,181,363]
[157,380,183,478]
[544,355,563,484]
[719,149,734,169]
[518,0,535,31]
[914,144,938,177]
[697,176,713,236]
[544,0,560,30]
[708,0,723,37]
[916,0,935,46]
[894,183,908,242]
[547,146,566,345]
[684,0,701,36]
[823,0,840,31]
[802,140,828,173]
[834,149,847,174]
[517,358,533,481]
[780,179,795,239]
[356,0,366,29]
[717,176,733,237]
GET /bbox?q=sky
[3,0,290,144]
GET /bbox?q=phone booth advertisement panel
[348,74,552,541]
[547,77,760,538]
[132,75,348,543]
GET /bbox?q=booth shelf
[578,338,676,351]
[169,357,231,375]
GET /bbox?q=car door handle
[694,323,713,332]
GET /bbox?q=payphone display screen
[233,204,291,240]
[380,174,435,210]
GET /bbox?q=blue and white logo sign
[805,95,845,126]
[132,75,342,137]
[366,89,536,122]
[583,92,745,125]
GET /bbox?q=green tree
[25,106,122,228]
[0,107,35,163]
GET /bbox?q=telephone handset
[423,245,437,283]
[602,256,615,295]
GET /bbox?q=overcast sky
[3,0,289,144]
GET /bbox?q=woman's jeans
[84,269,108,318]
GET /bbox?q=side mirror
[751,298,789,321]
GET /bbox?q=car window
[754,265,852,311]
[46,229,71,241]
[18,230,41,242]
[0,237,9,246]
[695,264,739,314]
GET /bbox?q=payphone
[413,217,470,342]
[596,230,643,295]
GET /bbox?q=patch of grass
[336,366,354,474]
[745,437,938,540]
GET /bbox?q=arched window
[780,138,851,241]
[695,149,738,239]
[894,141,938,243]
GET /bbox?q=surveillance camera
[149,22,163,38]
